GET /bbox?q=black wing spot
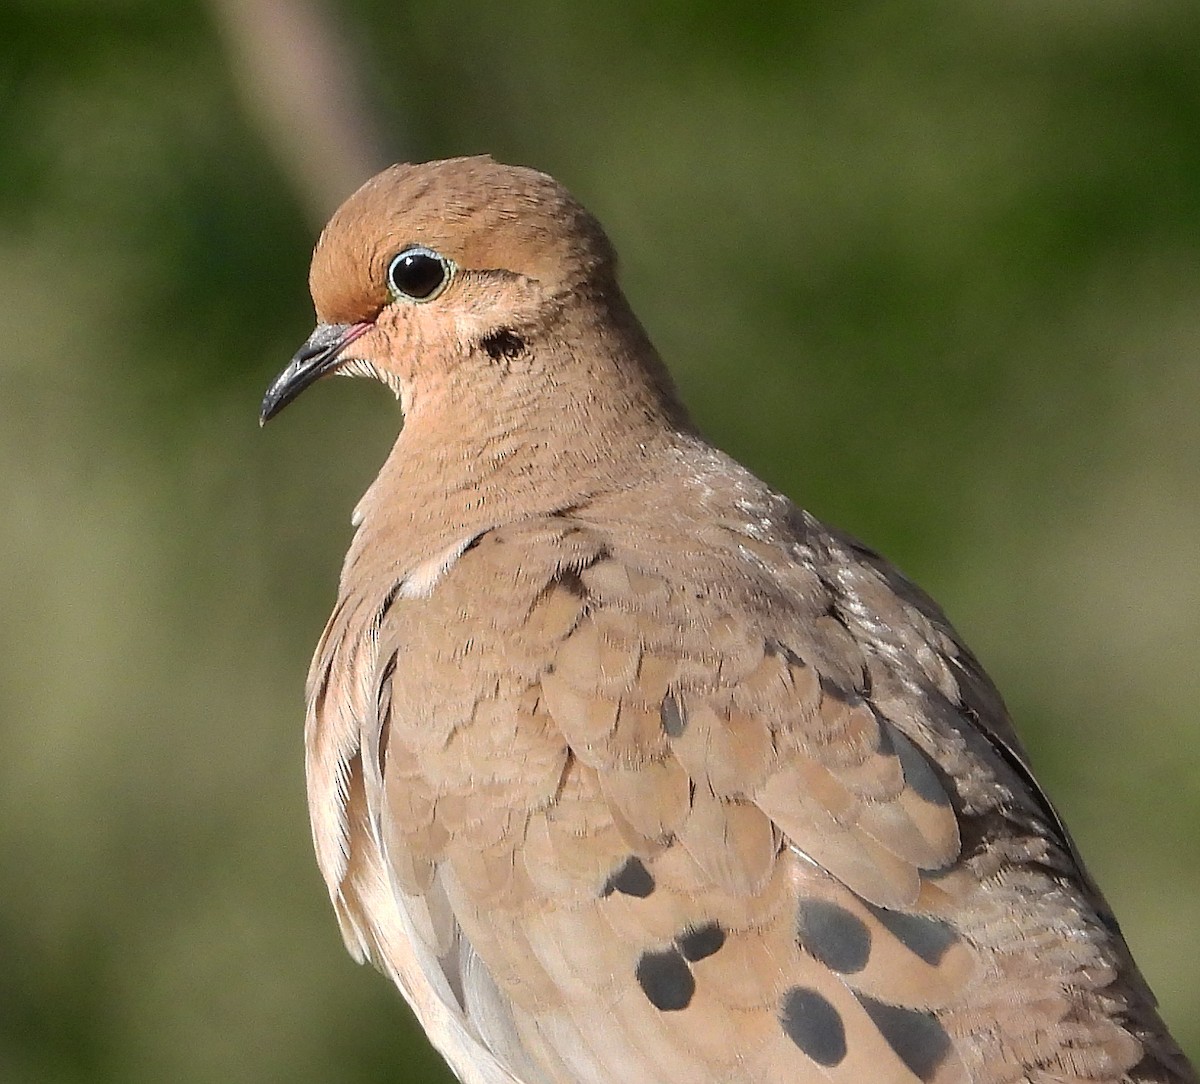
[856,994,952,1082]
[863,903,958,967]
[677,922,725,962]
[636,948,695,1011]
[887,724,952,807]
[796,898,871,974]
[660,690,687,737]
[602,856,655,898]
[779,987,847,1067]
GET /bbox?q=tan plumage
[261,155,1196,1084]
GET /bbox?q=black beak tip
[258,380,291,427]
[259,322,364,428]
[259,390,282,427]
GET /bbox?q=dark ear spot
[481,328,526,360]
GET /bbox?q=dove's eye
[387,246,453,301]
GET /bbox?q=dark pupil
[390,252,445,298]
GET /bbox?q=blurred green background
[2,2,1198,1081]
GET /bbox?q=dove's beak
[260,321,371,425]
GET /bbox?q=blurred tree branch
[209,0,396,224]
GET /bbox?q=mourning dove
[261,156,1195,1084]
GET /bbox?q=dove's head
[260,155,663,425]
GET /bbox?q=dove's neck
[347,290,692,578]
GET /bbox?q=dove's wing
[305,480,1190,1084]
